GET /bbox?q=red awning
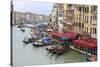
[52,32,64,37]
[64,32,79,39]
[73,39,97,49]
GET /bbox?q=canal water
[12,25,86,66]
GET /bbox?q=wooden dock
[69,46,91,56]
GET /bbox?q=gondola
[23,38,34,44]
[46,46,68,54]
[21,29,25,32]
[18,25,23,28]
[32,39,45,47]
[23,40,33,44]
[32,42,44,47]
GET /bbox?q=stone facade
[49,3,97,38]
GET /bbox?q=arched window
[79,7,81,12]
[93,28,95,34]
[85,7,87,13]
[85,27,86,33]
[76,22,77,26]
[95,28,96,34]
[83,7,85,12]
[87,7,89,13]
[79,23,81,27]
[82,23,84,28]
[87,27,88,33]
[90,28,92,34]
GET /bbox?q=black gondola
[23,37,34,44]
[46,46,69,54]
[21,29,25,32]
[18,25,23,28]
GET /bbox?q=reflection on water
[12,25,86,66]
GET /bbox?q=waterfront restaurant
[73,37,97,55]
[51,32,97,55]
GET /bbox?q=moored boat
[32,42,44,47]
[32,39,44,47]
[21,29,25,32]
[46,46,68,54]
[23,37,35,44]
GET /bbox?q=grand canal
[12,24,86,66]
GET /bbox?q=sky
[13,0,54,16]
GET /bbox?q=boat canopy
[42,37,53,44]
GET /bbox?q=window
[83,14,84,20]
[87,28,88,32]
[90,28,92,34]
[68,4,72,8]
[91,7,93,13]
[87,16,88,23]
[83,7,85,12]
[87,7,89,13]
[90,16,92,23]
[93,6,97,12]
[85,16,86,22]
[82,23,84,28]
[93,28,95,34]
[79,23,81,27]
[91,6,97,13]
[79,7,81,12]
[93,15,97,20]
[85,7,87,13]
[95,28,97,34]
[85,27,86,33]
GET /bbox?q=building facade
[50,3,97,38]
[73,5,97,38]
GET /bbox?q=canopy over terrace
[51,32,64,38]
[73,38,97,50]
[51,32,81,40]
[64,32,81,39]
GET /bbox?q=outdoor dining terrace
[50,31,97,56]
